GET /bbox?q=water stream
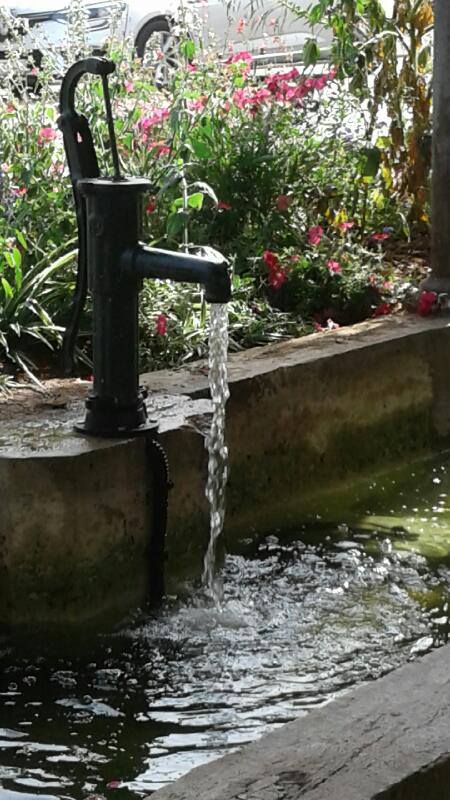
[1,457,449,799]
[202,304,229,602]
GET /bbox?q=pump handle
[58,57,116,374]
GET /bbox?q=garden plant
[0,0,434,384]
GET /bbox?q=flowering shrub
[0,2,405,379]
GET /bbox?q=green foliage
[284,0,433,227]
[0,6,404,379]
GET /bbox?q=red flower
[262,250,279,270]
[146,197,157,214]
[276,194,293,212]
[372,302,392,317]
[268,268,288,289]
[371,232,390,241]
[155,314,167,335]
[417,291,437,316]
[327,260,342,275]
[307,225,324,246]
[217,200,231,210]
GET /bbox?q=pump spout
[124,244,231,303]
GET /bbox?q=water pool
[1,454,449,800]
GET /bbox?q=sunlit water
[1,455,449,800]
[202,304,229,602]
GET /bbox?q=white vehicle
[0,0,333,73]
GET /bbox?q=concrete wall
[2,316,450,622]
[146,643,450,800]
[153,316,450,587]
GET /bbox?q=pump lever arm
[58,57,116,375]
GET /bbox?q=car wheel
[135,18,178,83]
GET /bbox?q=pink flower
[148,141,170,157]
[11,186,27,197]
[372,302,392,317]
[371,232,390,241]
[416,291,437,316]
[124,80,134,93]
[188,96,206,111]
[187,62,197,72]
[236,17,246,33]
[249,87,271,106]
[314,322,324,332]
[263,250,279,270]
[326,318,340,329]
[276,194,293,212]
[265,70,299,95]
[307,225,324,246]
[226,50,253,69]
[217,200,231,210]
[155,313,167,335]
[37,126,56,145]
[232,89,248,109]
[6,103,14,114]
[268,268,288,289]
[327,260,342,274]
[339,220,354,232]
[311,74,328,91]
[106,781,121,790]
[146,198,157,214]
[139,107,170,131]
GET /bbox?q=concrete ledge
[149,315,450,550]
[147,643,450,800]
[3,315,450,622]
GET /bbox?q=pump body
[58,58,230,437]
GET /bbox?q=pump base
[74,420,158,438]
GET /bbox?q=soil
[384,231,429,284]
[0,378,91,421]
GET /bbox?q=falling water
[202,303,230,601]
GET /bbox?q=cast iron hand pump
[59,57,231,437]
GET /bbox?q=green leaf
[15,230,27,250]
[187,192,204,210]
[361,146,381,177]
[190,138,213,159]
[179,39,195,61]
[191,181,218,204]
[2,277,14,300]
[303,38,320,66]
[12,247,22,268]
[167,210,188,238]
